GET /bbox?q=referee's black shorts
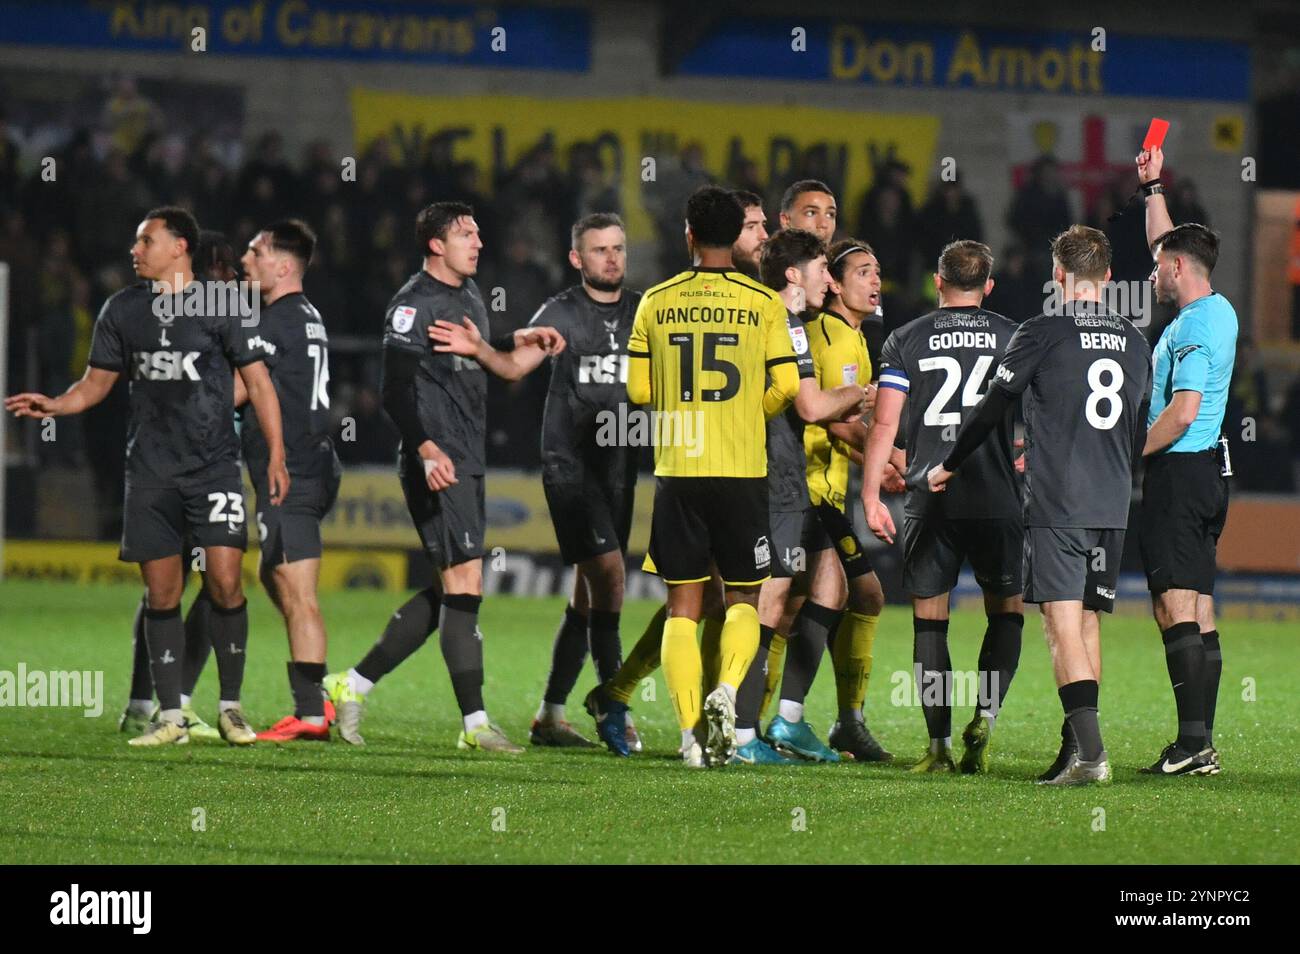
[1139,449,1229,595]
[648,476,770,586]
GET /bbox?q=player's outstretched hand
[1137,145,1163,183]
[882,461,906,494]
[516,325,566,355]
[267,458,291,506]
[419,440,457,492]
[1014,437,1026,474]
[4,392,54,418]
[865,499,896,544]
[428,316,482,356]
[927,463,953,493]
[861,383,877,416]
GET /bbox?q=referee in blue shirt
[1134,145,1237,777]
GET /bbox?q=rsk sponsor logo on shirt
[133,350,201,381]
[578,354,629,384]
[841,363,859,385]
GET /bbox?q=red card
[1143,118,1170,151]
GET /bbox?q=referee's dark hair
[731,189,764,211]
[1051,225,1111,282]
[415,201,475,258]
[263,218,316,273]
[144,205,199,259]
[685,185,744,249]
[571,211,624,249]
[826,237,875,283]
[938,240,994,291]
[1153,223,1219,275]
[760,228,825,290]
[781,179,834,212]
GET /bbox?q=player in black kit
[863,240,1025,774]
[7,206,289,747]
[493,213,644,748]
[928,226,1152,785]
[234,220,343,742]
[323,202,564,752]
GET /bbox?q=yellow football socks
[832,611,880,715]
[759,632,787,720]
[718,602,761,691]
[662,615,703,730]
[607,604,665,705]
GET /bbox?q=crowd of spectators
[1,104,1296,544]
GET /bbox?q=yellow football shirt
[804,308,871,509]
[627,267,797,478]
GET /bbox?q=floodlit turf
[0,579,1296,864]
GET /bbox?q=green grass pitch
[1,579,1296,864]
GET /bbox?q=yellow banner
[3,540,406,592]
[320,466,653,554]
[349,91,941,242]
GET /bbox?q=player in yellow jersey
[626,186,800,767]
[766,239,893,763]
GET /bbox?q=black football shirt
[87,281,261,487]
[240,291,336,481]
[990,301,1152,529]
[878,306,1020,519]
[528,284,641,485]
[381,271,489,474]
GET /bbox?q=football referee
[1135,145,1237,777]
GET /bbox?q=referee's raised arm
[1137,145,1175,252]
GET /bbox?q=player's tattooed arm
[428,317,556,381]
[238,360,290,505]
[5,366,119,418]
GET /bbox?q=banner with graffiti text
[349,90,942,245]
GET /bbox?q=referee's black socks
[1058,680,1104,762]
[1161,620,1208,751]
[440,594,485,717]
[1203,629,1222,747]
[355,588,441,685]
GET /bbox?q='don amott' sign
[676,18,1249,102]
